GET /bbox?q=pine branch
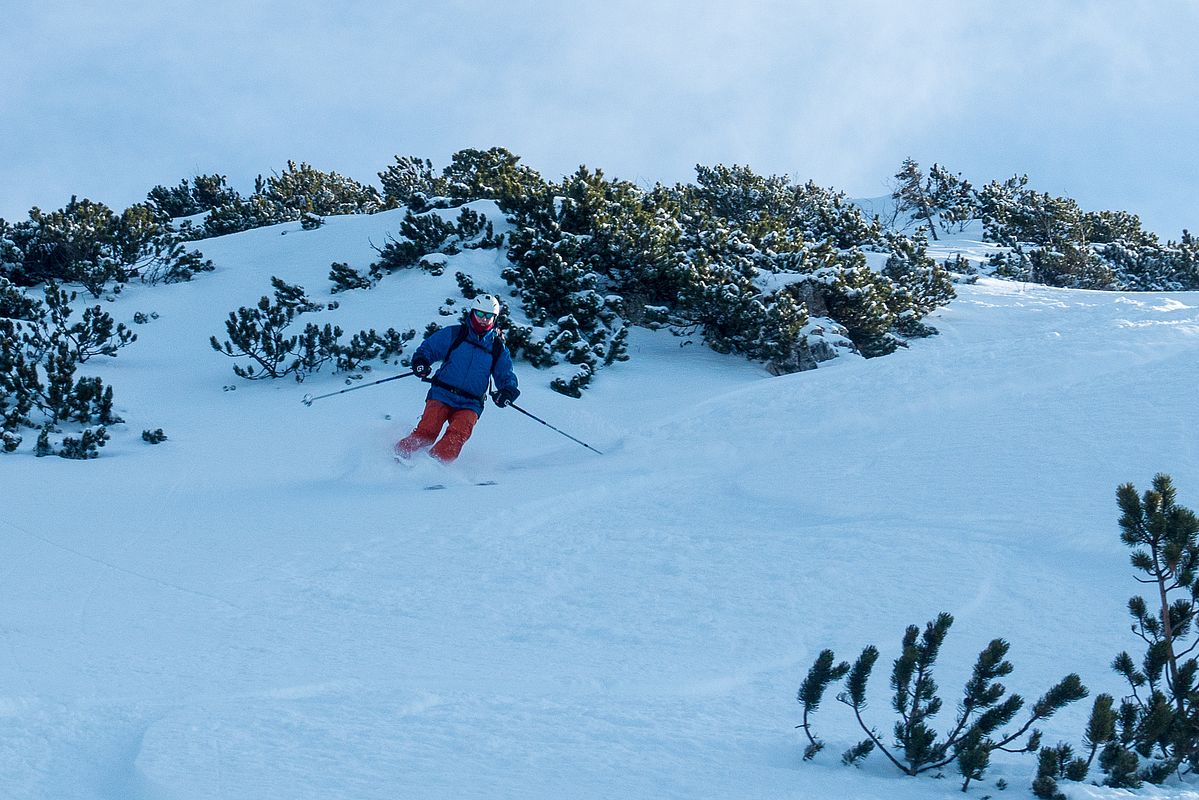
[843,696,910,775]
[934,638,1012,762]
[1083,694,1117,769]
[796,649,850,756]
[1175,639,1199,659]
[1132,625,1156,647]
[993,675,1086,751]
[836,644,914,772]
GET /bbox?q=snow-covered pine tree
[378,156,446,211]
[0,196,211,294]
[12,197,129,294]
[201,163,380,237]
[891,158,939,240]
[333,327,414,372]
[1083,209,1153,247]
[146,174,239,219]
[0,220,23,282]
[977,176,1084,249]
[190,174,240,213]
[500,166,654,395]
[210,281,309,380]
[926,163,975,233]
[1032,241,1115,289]
[1100,229,1199,291]
[793,245,900,357]
[689,163,795,239]
[453,207,502,249]
[656,163,929,371]
[141,428,168,444]
[265,160,383,218]
[0,319,38,446]
[1,284,128,456]
[1028,693,1119,796]
[972,174,1185,290]
[57,425,109,459]
[787,179,886,249]
[369,210,460,277]
[976,174,1033,247]
[882,230,956,337]
[665,212,807,364]
[202,194,289,237]
[146,179,202,219]
[328,262,372,293]
[441,147,546,212]
[1169,230,1199,289]
[687,163,884,251]
[0,276,42,321]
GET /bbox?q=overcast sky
[3,1,1197,237]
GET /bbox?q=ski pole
[506,401,603,455]
[301,371,416,406]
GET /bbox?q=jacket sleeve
[491,343,518,392]
[413,325,458,365]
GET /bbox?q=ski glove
[492,386,519,408]
[412,358,431,379]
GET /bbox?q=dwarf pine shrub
[212,277,413,381]
[799,612,1087,791]
[1,282,130,457]
[0,198,211,295]
[1100,474,1199,785]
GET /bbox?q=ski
[423,481,497,490]
[396,448,496,489]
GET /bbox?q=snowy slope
[1,210,1198,800]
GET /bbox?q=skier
[394,294,519,463]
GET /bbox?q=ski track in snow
[1,212,1198,798]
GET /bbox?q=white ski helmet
[468,293,501,332]
[470,294,500,317]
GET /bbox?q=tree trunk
[1159,573,1184,714]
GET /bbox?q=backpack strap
[443,324,471,361]
[430,325,507,403]
[445,323,504,376]
[490,329,505,375]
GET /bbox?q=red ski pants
[396,399,479,463]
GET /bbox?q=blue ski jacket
[413,324,518,416]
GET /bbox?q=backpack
[444,323,505,375]
[430,324,507,402]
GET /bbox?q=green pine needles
[210,277,414,381]
[185,150,963,397]
[1026,475,1199,794]
[798,612,1087,791]
[798,476,1199,795]
[1101,474,1199,785]
[2,280,131,457]
[796,649,850,760]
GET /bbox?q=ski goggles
[472,310,497,321]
